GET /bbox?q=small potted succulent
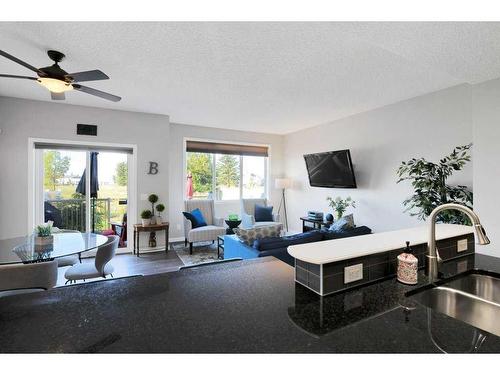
[155,203,165,223]
[148,194,159,224]
[228,213,239,221]
[35,222,54,245]
[141,209,153,226]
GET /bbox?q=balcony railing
[45,198,111,232]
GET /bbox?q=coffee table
[217,235,224,259]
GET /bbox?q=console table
[299,217,332,232]
[133,222,169,257]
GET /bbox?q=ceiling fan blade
[51,92,65,100]
[66,70,109,82]
[72,84,121,102]
[0,50,45,76]
[0,74,37,80]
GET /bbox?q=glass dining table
[0,232,108,265]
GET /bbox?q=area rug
[171,241,221,266]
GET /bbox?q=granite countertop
[1,253,500,353]
[288,224,474,264]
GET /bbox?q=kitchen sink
[409,271,500,337]
[444,273,500,304]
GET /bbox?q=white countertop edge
[287,224,474,265]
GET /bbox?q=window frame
[28,137,137,254]
[184,138,270,202]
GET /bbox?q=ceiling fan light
[37,78,73,93]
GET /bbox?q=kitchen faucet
[427,203,490,282]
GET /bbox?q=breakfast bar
[287,224,475,296]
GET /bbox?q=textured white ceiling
[1,22,499,134]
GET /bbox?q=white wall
[169,122,284,240]
[0,97,170,246]
[283,84,473,234]
[473,77,500,256]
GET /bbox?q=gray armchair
[0,260,58,298]
[184,199,225,254]
[240,198,281,229]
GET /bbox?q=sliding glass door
[36,147,129,235]
[42,149,88,231]
[94,151,128,233]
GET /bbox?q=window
[186,152,213,199]
[242,155,266,199]
[186,141,268,201]
[215,154,240,200]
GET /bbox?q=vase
[34,235,53,246]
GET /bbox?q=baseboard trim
[169,237,184,243]
[82,237,186,258]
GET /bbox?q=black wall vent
[77,124,97,136]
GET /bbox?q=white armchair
[240,198,281,229]
[184,199,225,254]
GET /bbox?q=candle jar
[397,252,418,285]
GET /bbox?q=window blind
[34,142,133,154]
[186,141,268,157]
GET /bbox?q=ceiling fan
[0,49,121,102]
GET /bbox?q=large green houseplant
[396,144,473,225]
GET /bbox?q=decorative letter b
[148,162,158,175]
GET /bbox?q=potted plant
[326,196,356,220]
[35,222,54,245]
[148,194,159,224]
[156,203,165,223]
[141,209,153,226]
[396,144,473,224]
[228,213,239,221]
[225,213,241,234]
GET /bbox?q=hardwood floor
[56,248,184,287]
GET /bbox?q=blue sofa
[223,226,372,266]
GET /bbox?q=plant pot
[142,218,151,226]
[150,216,157,225]
[156,215,162,224]
[35,235,53,246]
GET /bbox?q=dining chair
[64,235,118,284]
[111,213,127,247]
[0,260,58,298]
[55,230,81,267]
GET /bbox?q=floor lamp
[275,178,292,232]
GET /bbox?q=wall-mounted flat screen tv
[304,149,357,188]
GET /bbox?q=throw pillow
[329,214,355,232]
[254,204,273,222]
[182,208,207,229]
[234,224,282,246]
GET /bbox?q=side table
[133,222,169,257]
[224,219,242,234]
[299,217,333,233]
